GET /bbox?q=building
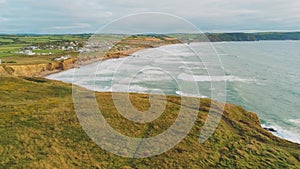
[24,50,36,56]
[66,46,74,51]
[54,55,70,61]
[29,46,38,50]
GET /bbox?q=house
[29,46,38,50]
[24,50,36,56]
[54,55,70,61]
[66,46,74,51]
[78,48,91,53]
[15,50,35,55]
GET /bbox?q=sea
[47,40,300,144]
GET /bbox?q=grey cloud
[0,0,300,33]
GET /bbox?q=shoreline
[45,42,300,145]
[0,36,180,77]
[1,38,298,145]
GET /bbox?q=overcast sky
[0,0,300,34]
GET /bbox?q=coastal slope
[0,76,299,168]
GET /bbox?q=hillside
[1,76,300,168]
[171,32,300,42]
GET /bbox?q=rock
[263,127,277,132]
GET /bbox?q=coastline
[45,41,300,145]
[1,40,300,167]
[43,36,181,77]
[1,38,298,145]
[0,37,180,77]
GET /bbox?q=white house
[29,46,38,50]
[54,55,70,61]
[67,46,74,51]
[24,50,36,56]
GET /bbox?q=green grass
[0,34,88,64]
[16,36,84,43]
[17,37,52,43]
[32,49,64,54]
[0,38,14,43]
[0,52,78,65]
[0,44,27,50]
[0,44,28,58]
[0,76,299,168]
[0,35,90,44]
[0,43,77,65]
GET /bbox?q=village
[14,41,83,56]
[5,40,114,63]
[0,35,175,65]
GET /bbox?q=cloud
[51,23,91,30]
[0,0,300,33]
[95,0,300,32]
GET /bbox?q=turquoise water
[214,41,300,143]
[47,41,300,143]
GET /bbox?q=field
[0,35,90,64]
[0,44,27,58]
[0,34,91,44]
[0,34,174,65]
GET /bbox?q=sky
[0,0,300,34]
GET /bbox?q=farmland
[0,35,90,64]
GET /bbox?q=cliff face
[0,76,299,168]
[0,58,76,77]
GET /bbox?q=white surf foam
[175,91,208,98]
[177,73,254,83]
[288,119,300,126]
[261,123,300,144]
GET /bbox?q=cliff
[0,76,299,168]
[171,32,300,42]
[0,58,77,77]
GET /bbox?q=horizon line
[1,30,300,36]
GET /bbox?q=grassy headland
[0,76,300,168]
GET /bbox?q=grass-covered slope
[0,76,300,168]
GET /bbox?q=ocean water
[47,41,300,144]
